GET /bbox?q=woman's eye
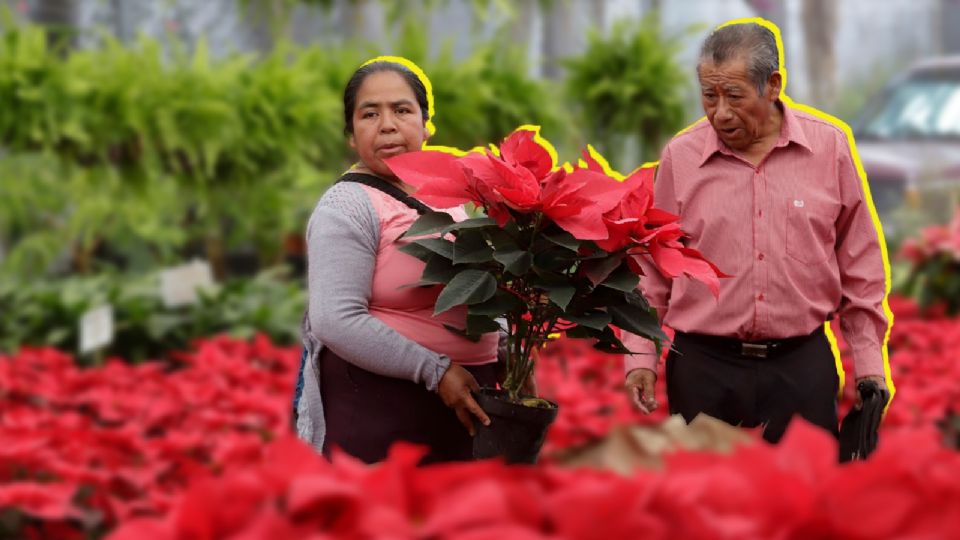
[397,107,411,114]
[362,111,377,119]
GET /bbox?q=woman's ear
[423,125,431,141]
[348,133,356,150]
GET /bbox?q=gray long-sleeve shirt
[296,181,452,452]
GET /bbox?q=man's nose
[715,99,734,122]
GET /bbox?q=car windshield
[858,76,960,140]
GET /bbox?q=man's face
[698,57,781,151]
[349,71,430,178]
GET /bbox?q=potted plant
[386,127,724,463]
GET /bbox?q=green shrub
[0,267,305,364]
[563,15,692,168]
[0,13,570,280]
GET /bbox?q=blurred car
[852,55,960,237]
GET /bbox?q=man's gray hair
[699,23,779,95]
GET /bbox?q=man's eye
[362,111,377,119]
[397,107,411,114]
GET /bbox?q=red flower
[387,127,628,239]
[0,482,82,521]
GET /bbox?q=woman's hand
[438,364,491,436]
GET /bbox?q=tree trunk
[542,0,575,80]
[802,0,838,109]
[589,0,605,32]
[244,0,291,53]
[30,0,77,50]
[509,0,538,61]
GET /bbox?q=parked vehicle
[852,55,960,237]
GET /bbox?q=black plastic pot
[472,388,559,464]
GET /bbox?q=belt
[675,327,825,359]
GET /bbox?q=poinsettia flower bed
[833,295,960,431]
[540,294,960,456]
[109,422,960,539]
[0,335,300,537]
[1,295,959,538]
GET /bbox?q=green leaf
[466,314,503,335]
[583,255,622,286]
[566,310,612,330]
[398,242,435,262]
[404,211,457,237]
[421,253,459,284]
[542,284,576,311]
[494,248,533,275]
[410,237,455,260]
[443,315,500,343]
[445,216,497,234]
[469,290,522,317]
[485,228,518,251]
[434,270,498,315]
[608,303,666,343]
[542,229,581,251]
[443,323,480,342]
[600,263,640,292]
[533,247,576,273]
[453,231,494,264]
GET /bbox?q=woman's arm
[306,182,450,391]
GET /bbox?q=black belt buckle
[741,342,768,358]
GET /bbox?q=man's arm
[623,144,678,375]
[834,133,891,385]
[623,145,679,413]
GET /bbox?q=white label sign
[159,259,216,308]
[79,305,114,355]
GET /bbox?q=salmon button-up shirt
[623,103,890,379]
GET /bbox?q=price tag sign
[159,259,216,308]
[79,305,114,355]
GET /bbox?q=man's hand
[854,375,888,410]
[438,364,491,436]
[625,368,658,414]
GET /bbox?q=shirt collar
[698,101,813,167]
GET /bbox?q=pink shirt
[358,185,499,366]
[623,104,890,379]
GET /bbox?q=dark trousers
[666,328,840,443]
[320,347,498,464]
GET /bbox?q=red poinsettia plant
[898,206,960,316]
[385,127,725,403]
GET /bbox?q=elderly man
[623,21,891,443]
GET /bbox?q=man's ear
[348,133,356,150]
[423,124,431,142]
[767,71,783,100]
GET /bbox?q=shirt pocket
[785,200,835,265]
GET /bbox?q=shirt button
[758,253,765,261]
[758,294,765,301]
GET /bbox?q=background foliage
[0,8,691,357]
[0,267,304,362]
[564,16,694,166]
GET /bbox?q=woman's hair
[343,61,430,135]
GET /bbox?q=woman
[293,59,500,464]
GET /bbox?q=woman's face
[349,70,430,178]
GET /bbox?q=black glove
[838,379,890,462]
